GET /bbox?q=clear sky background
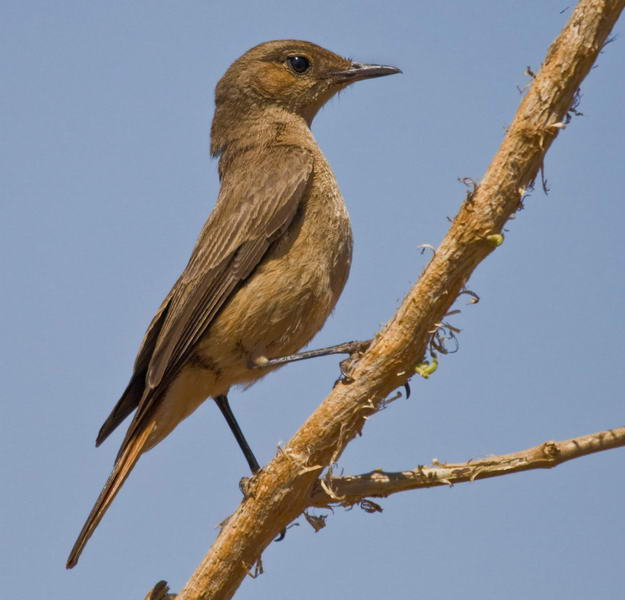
[2,2,624,599]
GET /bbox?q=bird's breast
[271,149,352,304]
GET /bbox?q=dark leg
[214,394,286,541]
[255,339,411,398]
[252,339,371,369]
[214,394,260,473]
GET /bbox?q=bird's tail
[66,424,153,569]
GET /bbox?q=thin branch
[309,427,625,506]
[173,2,625,598]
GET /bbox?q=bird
[66,39,400,568]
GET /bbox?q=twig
[310,427,625,506]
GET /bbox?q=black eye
[287,55,310,74]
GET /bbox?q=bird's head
[211,40,400,155]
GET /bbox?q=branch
[171,2,625,598]
[309,427,625,506]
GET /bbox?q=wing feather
[111,145,313,456]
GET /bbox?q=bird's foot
[238,473,286,541]
[239,471,262,500]
[333,340,373,386]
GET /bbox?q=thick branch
[175,2,625,599]
[309,427,625,506]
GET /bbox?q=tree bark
[170,1,625,598]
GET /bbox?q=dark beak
[329,62,402,83]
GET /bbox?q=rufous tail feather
[66,425,153,568]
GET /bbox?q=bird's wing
[95,290,173,446]
[114,145,313,455]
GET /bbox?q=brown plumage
[67,40,400,568]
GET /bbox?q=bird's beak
[329,62,402,83]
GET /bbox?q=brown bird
[66,39,400,568]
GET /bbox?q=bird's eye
[287,55,310,74]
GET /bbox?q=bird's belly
[146,242,348,451]
[195,188,352,389]
[200,238,350,379]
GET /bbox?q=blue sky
[2,2,624,599]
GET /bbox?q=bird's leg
[214,394,287,542]
[253,339,411,397]
[252,339,372,369]
[214,394,260,474]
